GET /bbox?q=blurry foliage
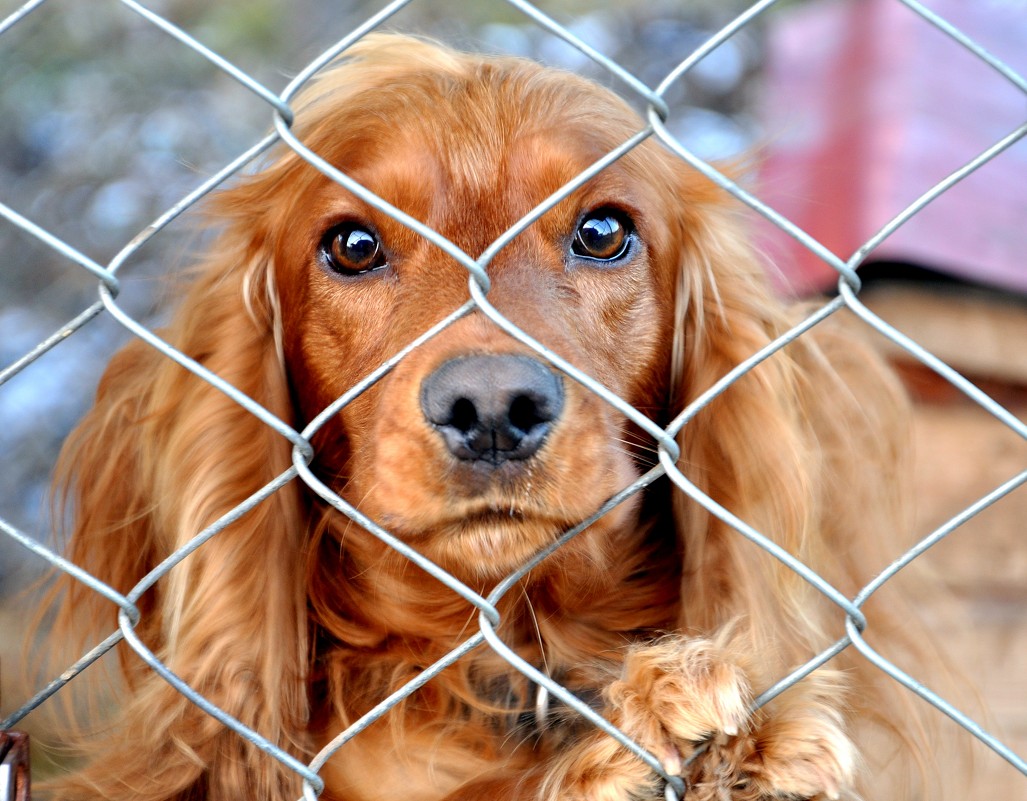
[0,0,763,586]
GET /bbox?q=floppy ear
[667,196,910,669]
[663,186,965,794]
[49,196,310,799]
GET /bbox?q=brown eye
[323,223,386,275]
[572,210,633,262]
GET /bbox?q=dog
[45,34,931,801]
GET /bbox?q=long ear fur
[48,213,309,800]
[670,198,946,793]
[670,202,909,653]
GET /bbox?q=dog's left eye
[572,210,633,262]
[322,223,386,275]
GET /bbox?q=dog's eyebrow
[312,145,441,225]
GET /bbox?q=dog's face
[258,55,714,578]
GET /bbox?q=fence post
[0,731,29,801]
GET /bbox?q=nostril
[508,393,548,435]
[449,397,479,433]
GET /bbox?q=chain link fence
[1,0,1025,799]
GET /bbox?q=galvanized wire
[1,1,1025,799]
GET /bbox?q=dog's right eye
[322,223,386,276]
[572,209,634,263]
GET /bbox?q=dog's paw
[604,636,752,775]
[541,637,855,801]
[731,706,857,801]
[605,637,856,801]
[537,637,748,801]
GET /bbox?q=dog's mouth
[375,499,578,577]
[463,506,527,524]
[400,502,567,541]
[428,514,569,577]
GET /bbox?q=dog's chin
[411,513,570,581]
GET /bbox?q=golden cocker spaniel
[47,34,929,801]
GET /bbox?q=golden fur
[47,34,931,801]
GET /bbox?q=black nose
[420,354,564,467]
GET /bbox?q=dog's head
[214,35,750,578]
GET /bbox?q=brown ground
[862,283,1027,795]
[902,391,1027,795]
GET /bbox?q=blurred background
[1,0,1025,793]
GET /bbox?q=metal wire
[1,1,1025,799]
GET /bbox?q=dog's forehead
[402,100,644,218]
[301,64,662,243]
[439,125,620,202]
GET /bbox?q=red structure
[758,0,1027,297]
